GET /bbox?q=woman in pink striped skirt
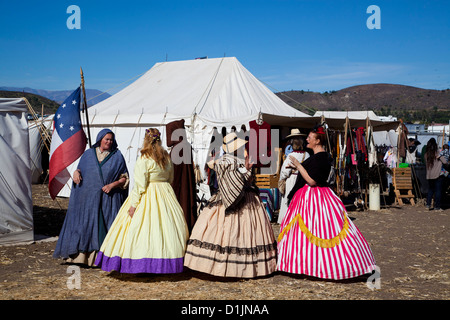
[277,125,376,280]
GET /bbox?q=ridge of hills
[0,87,111,115]
[276,83,450,123]
[0,90,61,115]
[0,86,110,107]
[1,83,449,124]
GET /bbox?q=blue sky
[1,0,449,94]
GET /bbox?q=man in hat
[284,128,307,158]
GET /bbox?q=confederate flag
[48,87,87,199]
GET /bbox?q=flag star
[69,126,74,131]
[57,114,61,119]
[62,103,66,108]
[59,123,64,128]
[72,100,77,105]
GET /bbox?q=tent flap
[0,98,34,245]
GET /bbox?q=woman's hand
[245,154,254,171]
[128,206,136,218]
[289,154,316,186]
[102,177,127,193]
[102,184,113,193]
[73,169,82,184]
[288,155,300,170]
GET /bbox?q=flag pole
[80,67,92,147]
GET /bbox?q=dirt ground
[0,184,449,303]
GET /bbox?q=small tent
[0,98,34,244]
[58,57,314,196]
[313,110,400,147]
[313,110,399,132]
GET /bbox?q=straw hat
[222,132,248,153]
[285,128,306,139]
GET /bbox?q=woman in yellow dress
[95,128,189,273]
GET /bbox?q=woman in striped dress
[183,132,277,278]
[277,126,376,280]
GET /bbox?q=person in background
[277,129,309,224]
[441,143,450,204]
[53,129,129,266]
[440,143,449,165]
[95,128,189,274]
[425,138,448,211]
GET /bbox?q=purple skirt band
[95,251,185,274]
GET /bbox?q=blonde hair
[140,128,170,168]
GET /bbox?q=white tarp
[0,98,34,245]
[372,130,399,146]
[313,110,399,132]
[314,110,381,121]
[57,57,313,197]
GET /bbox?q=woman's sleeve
[306,154,330,185]
[118,172,130,189]
[279,158,292,180]
[168,160,174,184]
[118,153,130,189]
[302,152,310,162]
[130,157,148,207]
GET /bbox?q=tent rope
[195,57,225,116]
[188,57,225,167]
[258,80,317,115]
[126,112,144,161]
[85,70,148,103]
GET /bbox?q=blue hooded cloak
[53,129,128,259]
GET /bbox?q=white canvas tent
[0,98,34,244]
[57,57,313,197]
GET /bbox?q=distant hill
[0,90,60,115]
[0,86,110,107]
[276,84,450,123]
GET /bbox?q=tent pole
[80,67,92,148]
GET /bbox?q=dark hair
[425,138,438,168]
[291,137,304,151]
[311,125,327,146]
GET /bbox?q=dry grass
[0,184,449,301]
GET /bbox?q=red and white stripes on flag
[48,87,87,199]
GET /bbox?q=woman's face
[306,132,318,149]
[100,133,114,151]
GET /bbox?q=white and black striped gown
[183,153,277,278]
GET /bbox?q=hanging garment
[166,119,198,233]
[249,120,272,168]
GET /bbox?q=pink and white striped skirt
[277,185,376,280]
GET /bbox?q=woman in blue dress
[53,129,129,266]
